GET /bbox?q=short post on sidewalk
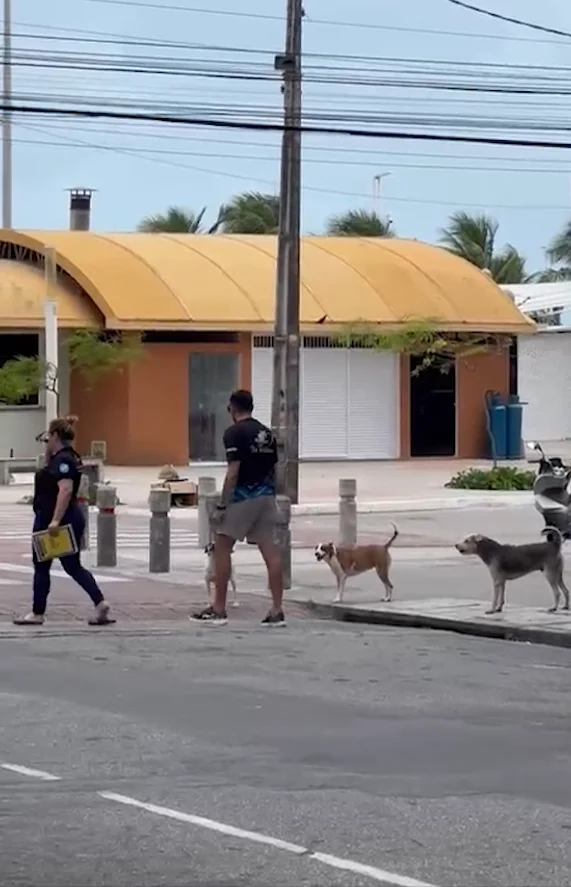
[339,478,357,547]
[149,487,171,573]
[77,473,90,551]
[96,485,117,568]
[275,494,292,590]
[205,490,221,546]
[197,476,217,548]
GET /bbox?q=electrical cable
[15,131,571,175]
[16,123,571,210]
[444,0,571,40]
[6,101,571,151]
[14,13,571,46]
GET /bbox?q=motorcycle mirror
[526,441,539,450]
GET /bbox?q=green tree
[439,211,527,284]
[137,206,221,233]
[531,221,571,281]
[0,331,143,405]
[335,318,501,375]
[218,191,280,234]
[325,209,394,237]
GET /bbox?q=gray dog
[455,528,570,614]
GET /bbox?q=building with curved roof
[0,231,532,333]
[0,230,533,467]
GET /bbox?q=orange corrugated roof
[0,259,100,328]
[0,231,535,334]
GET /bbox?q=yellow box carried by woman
[32,525,78,562]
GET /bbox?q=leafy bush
[445,466,535,491]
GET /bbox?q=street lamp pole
[271,0,303,504]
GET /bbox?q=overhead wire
[8,5,571,216]
[15,129,571,176]
[444,0,571,40]
[17,123,571,210]
[13,13,571,46]
[5,101,571,151]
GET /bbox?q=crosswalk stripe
[0,562,131,583]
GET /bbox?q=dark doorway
[410,357,456,457]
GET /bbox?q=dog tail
[541,526,564,548]
[384,522,399,549]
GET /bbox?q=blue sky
[10,0,571,274]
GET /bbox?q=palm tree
[325,209,395,237]
[218,192,280,234]
[532,221,571,281]
[137,206,221,233]
[439,211,527,284]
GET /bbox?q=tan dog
[314,523,398,604]
[204,543,239,607]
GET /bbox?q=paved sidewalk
[0,561,310,626]
[1,458,536,513]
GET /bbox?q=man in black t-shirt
[193,389,285,627]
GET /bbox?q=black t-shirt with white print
[223,418,277,502]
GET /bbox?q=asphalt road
[293,505,543,548]
[2,621,571,886]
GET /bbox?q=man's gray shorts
[218,496,277,544]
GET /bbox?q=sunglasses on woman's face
[35,431,50,443]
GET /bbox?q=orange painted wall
[70,336,251,464]
[456,346,510,459]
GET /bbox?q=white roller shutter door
[251,345,272,428]
[300,347,348,458]
[347,349,398,459]
[519,332,571,441]
[252,339,399,459]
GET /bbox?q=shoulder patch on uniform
[59,462,70,474]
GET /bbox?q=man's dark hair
[229,389,254,413]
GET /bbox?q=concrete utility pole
[2,0,12,228]
[271,0,303,504]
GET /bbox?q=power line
[7,100,571,150]
[15,126,571,175]
[10,27,571,66]
[14,15,571,47]
[18,134,571,175]
[445,0,571,40]
[20,119,571,163]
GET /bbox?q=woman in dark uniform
[13,415,114,626]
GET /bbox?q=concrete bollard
[77,473,90,551]
[339,478,357,546]
[197,476,217,548]
[82,458,104,505]
[275,495,292,591]
[96,485,117,568]
[205,490,221,546]
[149,487,171,573]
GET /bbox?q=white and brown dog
[204,542,239,607]
[314,523,399,604]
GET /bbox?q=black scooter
[526,441,571,539]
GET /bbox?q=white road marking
[1,763,61,781]
[99,791,438,887]
[0,562,130,583]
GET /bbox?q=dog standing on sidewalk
[204,542,239,608]
[314,523,399,604]
[455,528,570,614]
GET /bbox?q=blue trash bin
[486,391,507,461]
[506,394,524,460]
